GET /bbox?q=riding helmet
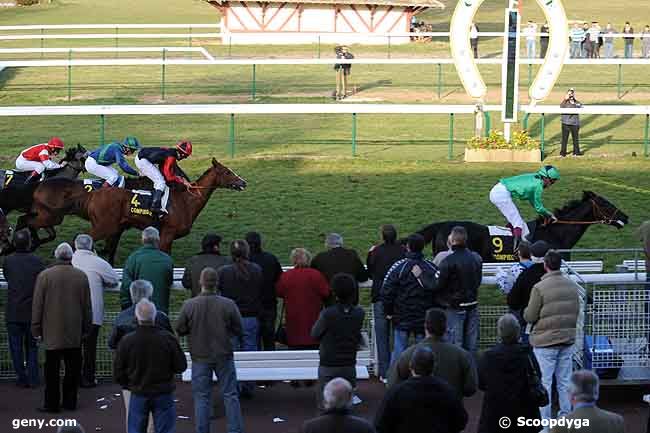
[176,140,193,157]
[47,136,65,149]
[537,165,560,180]
[122,136,140,151]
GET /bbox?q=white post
[504,122,512,142]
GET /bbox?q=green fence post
[522,113,530,130]
[352,113,357,156]
[527,63,532,87]
[228,36,232,58]
[643,114,650,158]
[437,63,442,99]
[448,113,454,160]
[317,35,321,59]
[115,27,119,58]
[99,114,105,146]
[229,113,235,158]
[617,64,622,98]
[539,113,546,159]
[251,64,256,100]
[189,26,192,47]
[161,49,166,100]
[387,36,391,59]
[40,28,44,59]
[67,49,72,102]
[484,112,491,137]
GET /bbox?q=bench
[619,260,647,272]
[181,350,372,382]
[482,260,604,275]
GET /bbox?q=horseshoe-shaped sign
[450,0,569,105]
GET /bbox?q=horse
[23,158,246,263]
[415,191,629,262]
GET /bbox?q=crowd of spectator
[2,223,636,433]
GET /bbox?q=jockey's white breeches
[489,182,530,238]
[135,156,165,191]
[15,156,45,174]
[85,157,120,185]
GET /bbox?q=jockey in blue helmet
[86,136,140,188]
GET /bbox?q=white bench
[182,350,372,382]
[619,260,647,272]
[482,260,604,275]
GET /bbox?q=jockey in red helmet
[135,140,193,213]
[16,137,65,184]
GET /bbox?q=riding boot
[23,171,39,184]
[151,189,163,214]
[102,181,112,188]
[512,227,523,251]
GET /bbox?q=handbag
[274,302,288,346]
[526,353,550,407]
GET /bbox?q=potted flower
[465,129,541,162]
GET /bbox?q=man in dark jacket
[109,279,173,433]
[311,273,365,409]
[507,240,550,344]
[176,267,244,433]
[366,224,405,381]
[114,299,187,433]
[32,243,92,412]
[382,233,438,362]
[375,347,468,433]
[388,308,477,400]
[435,226,482,355]
[245,231,283,352]
[182,233,231,297]
[120,227,173,314]
[560,88,583,157]
[4,229,45,388]
[303,378,375,433]
[312,233,368,304]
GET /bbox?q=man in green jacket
[489,165,560,244]
[120,226,173,314]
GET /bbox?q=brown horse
[24,158,246,262]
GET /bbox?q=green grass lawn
[0,0,648,312]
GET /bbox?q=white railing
[0,46,215,61]
[0,23,221,31]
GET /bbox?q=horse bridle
[552,199,620,226]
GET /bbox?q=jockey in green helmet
[86,136,141,188]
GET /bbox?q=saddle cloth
[487,225,515,262]
[0,169,36,189]
[128,187,171,217]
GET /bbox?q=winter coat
[311,303,364,367]
[435,246,482,309]
[3,252,45,323]
[120,245,173,314]
[311,246,368,304]
[182,252,231,297]
[366,243,406,303]
[217,261,264,317]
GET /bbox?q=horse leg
[101,230,124,265]
[159,230,175,254]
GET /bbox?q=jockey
[134,140,193,213]
[86,136,140,188]
[489,165,560,244]
[15,137,65,184]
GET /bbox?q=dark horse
[23,158,246,263]
[416,191,629,262]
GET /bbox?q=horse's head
[61,143,88,173]
[208,158,247,191]
[583,191,629,229]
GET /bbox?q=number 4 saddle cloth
[82,179,171,217]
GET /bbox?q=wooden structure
[207,0,445,44]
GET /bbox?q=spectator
[524,250,581,424]
[276,248,330,349]
[182,233,231,297]
[560,88,583,157]
[388,308,477,400]
[623,22,634,58]
[587,22,601,58]
[550,370,624,433]
[72,234,119,388]
[432,234,453,266]
[311,273,365,409]
[570,23,586,58]
[383,233,438,361]
[342,46,354,97]
[114,299,186,433]
[524,21,537,58]
[217,239,263,399]
[508,240,551,343]
[32,242,91,412]
[642,25,650,58]
[495,240,533,295]
[120,226,173,314]
[435,226,483,355]
[366,224,406,381]
[311,233,368,304]
[245,231,283,352]
[540,22,550,58]
[334,46,345,100]
[603,23,616,58]
[302,378,375,433]
[109,280,173,433]
[639,220,650,282]
[470,23,479,58]
[375,347,468,433]
[176,267,244,433]
[581,22,591,58]
[3,229,44,388]
[478,314,542,433]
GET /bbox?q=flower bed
[465,130,541,163]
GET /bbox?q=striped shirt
[570,28,586,43]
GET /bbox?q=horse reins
[551,199,620,226]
